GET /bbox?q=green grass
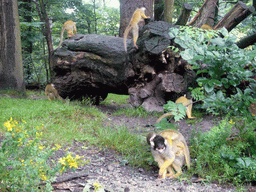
[0,94,151,168]
[102,93,129,105]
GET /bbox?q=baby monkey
[147,129,190,180]
[57,20,77,49]
[45,84,64,101]
[123,7,149,52]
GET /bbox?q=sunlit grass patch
[102,93,129,105]
[0,97,106,145]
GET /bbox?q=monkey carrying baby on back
[147,129,191,180]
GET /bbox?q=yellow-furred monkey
[123,7,149,52]
[147,129,190,179]
[45,84,64,101]
[57,20,77,49]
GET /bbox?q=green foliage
[169,26,256,116]
[154,118,177,131]
[190,118,256,184]
[163,100,187,121]
[0,118,85,191]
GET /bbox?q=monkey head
[147,132,168,154]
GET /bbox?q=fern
[163,101,187,121]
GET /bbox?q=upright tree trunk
[164,0,174,23]
[188,0,218,27]
[0,0,25,92]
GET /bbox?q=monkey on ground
[123,7,149,52]
[57,20,77,49]
[156,95,195,123]
[45,84,64,101]
[147,129,190,179]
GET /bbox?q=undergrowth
[190,117,256,185]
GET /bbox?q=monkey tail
[123,25,132,52]
[57,27,65,49]
[156,113,173,124]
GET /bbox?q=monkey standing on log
[57,20,77,49]
[123,7,149,52]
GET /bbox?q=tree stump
[51,20,196,111]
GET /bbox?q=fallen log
[51,21,196,111]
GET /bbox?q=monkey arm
[141,13,148,19]
[158,155,175,178]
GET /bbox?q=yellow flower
[41,174,47,181]
[54,144,61,150]
[58,158,66,166]
[229,119,235,125]
[93,182,103,190]
[18,138,22,143]
[69,162,78,168]
[38,144,45,151]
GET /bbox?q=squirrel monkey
[45,84,64,101]
[147,129,190,179]
[200,24,213,30]
[57,20,77,49]
[156,95,195,123]
[123,7,149,52]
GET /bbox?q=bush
[0,118,86,191]
[169,26,256,116]
[190,118,256,184]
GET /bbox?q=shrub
[0,118,86,191]
[190,118,256,184]
[169,26,256,116]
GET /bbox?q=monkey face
[151,135,166,154]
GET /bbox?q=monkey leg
[167,162,182,178]
[156,159,167,180]
[132,24,139,49]
[186,105,195,119]
[158,157,175,179]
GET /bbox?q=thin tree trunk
[164,0,174,23]
[33,0,54,78]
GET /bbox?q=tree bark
[187,0,218,28]
[175,3,192,26]
[164,0,174,23]
[213,1,255,31]
[237,32,256,49]
[51,21,196,111]
[0,0,25,92]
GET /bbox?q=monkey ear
[150,140,155,148]
[164,139,168,146]
[149,133,156,147]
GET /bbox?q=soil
[51,103,243,192]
